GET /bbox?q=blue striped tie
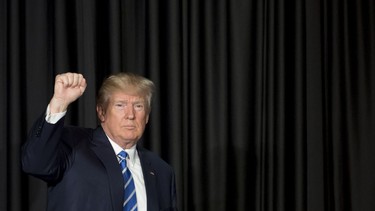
[118,151,138,211]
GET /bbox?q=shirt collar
[106,136,137,165]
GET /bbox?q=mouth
[123,125,136,129]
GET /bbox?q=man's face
[98,91,149,148]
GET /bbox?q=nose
[125,106,135,119]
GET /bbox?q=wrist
[49,97,69,114]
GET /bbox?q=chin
[123,136,139,142]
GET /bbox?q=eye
[115,103,126,109]
[134,103,144,111]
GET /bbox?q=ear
[146,114,149,124]
[96,105,105,122]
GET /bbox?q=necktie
[118,151,138,211]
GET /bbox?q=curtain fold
[1,0,375,210]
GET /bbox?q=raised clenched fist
[49,72,87,114]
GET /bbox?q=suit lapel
[138,147,159,210]
[90,127,123,211]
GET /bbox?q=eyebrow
[113,99,145,104]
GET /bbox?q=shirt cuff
[45,104,66,124]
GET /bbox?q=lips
[123,125,136,129]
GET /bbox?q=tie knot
[118,151,128,161]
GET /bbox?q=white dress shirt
[45,106,147,211]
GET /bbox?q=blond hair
[96,72,155,113]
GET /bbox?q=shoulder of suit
[137,146,174,171]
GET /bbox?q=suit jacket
[21,114,177,211]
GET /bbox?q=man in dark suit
[22,72,177,211]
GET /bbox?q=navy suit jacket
[22,115,177,211]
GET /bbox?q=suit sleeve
[21,113,70,183]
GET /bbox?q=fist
[49,72,87,113]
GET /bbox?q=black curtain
[1,0,375,210]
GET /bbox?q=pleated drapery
[1,0,374,210]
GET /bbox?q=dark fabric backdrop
[1,0,374,210]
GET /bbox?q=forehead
[110,91,145,102]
